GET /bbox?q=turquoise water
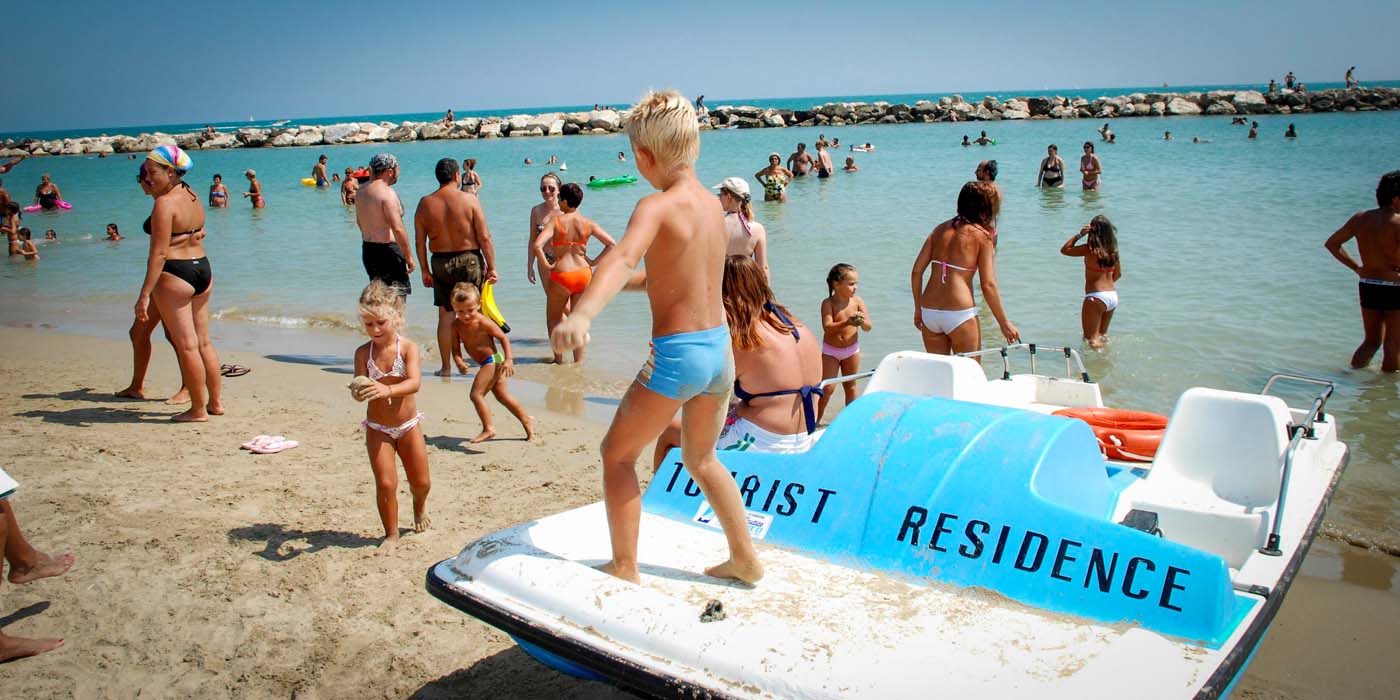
[3,110,1399,550]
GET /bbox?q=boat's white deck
[439,503,1254,700]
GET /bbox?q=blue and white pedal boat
[426,350,1348,699]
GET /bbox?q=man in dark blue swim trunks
[1324,170,1400,372]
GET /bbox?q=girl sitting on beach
[1059,215,1123,348]
[352,281,430,549]
[450,282,534,444]
[817,263,871,422]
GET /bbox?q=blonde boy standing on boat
[551,90,764,585]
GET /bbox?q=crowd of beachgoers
[3,73,1398,664]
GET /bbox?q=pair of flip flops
[220,364,251,377]
[240,435,298,454]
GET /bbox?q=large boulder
[763,111,786,127]
[386,125,417,142]
[1165,97,1202,115]
[587,110,621,130]
[1232,90,1268,113]
[59,141,85,156]
[1130,103,1151,116]
[1150,101,1166,116]
[417,122,446,140]
[236,128,270,147]
[322,123,360,144]
[1026,96,1055,117]
[200,133,238,149]
[174,132,201,149]
[270,132,297,147]
[477,122,502,138]
[111,135,141,153]
[84,140,116,155]
[1001,100,1030,120]
[564,112,592,127]
[562,123,581,136]
[547,119,564,136]
[1310,98,1335,111]
[1205,101,1238,115]
[365,126,390,142]
[293,129,323,146]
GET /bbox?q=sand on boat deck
[1,325,1395,699]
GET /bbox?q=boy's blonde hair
[358,280,404,329]
[451,281,480,306]
[625,89,699,169]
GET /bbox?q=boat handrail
[1260,373,1334,437]
[818,370,874,389]
[958,343,1093,383]
[1257,373,1334,557]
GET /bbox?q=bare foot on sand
[114,386,145,399]
[171,409,208,423]
[469,428,496,444]
[433,368,453,377]
[705,558,764,584]
[596,560,641,584]
[0,633,64,662]
[376,536,399,554]
[8,551,74,584]
[521,416,536,441]
[207,401,225,416]
[165,388,191,405]
[413,513,432,533]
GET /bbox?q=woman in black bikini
[1037,144,1065,188]
[135,146,222,422]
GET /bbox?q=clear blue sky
[5,0,1398,132]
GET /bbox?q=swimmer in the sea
[961,135,971,147]
[312,154,332,188]
[974,131,993,146]
[843,157,858,172]
[1248,121,1258,139]
[1285,124,1297,138]
[208,173,229,208]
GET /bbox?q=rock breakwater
[5,88,1397,158]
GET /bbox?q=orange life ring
[1053,407,1168,462]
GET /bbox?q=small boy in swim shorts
[450,282,534,443]
[551,90,764,585]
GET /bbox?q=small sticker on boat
[693,501,773,539]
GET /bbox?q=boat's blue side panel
[645,392,1241,644]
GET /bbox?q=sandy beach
[2,324,1396,699]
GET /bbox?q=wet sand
[2,326,1395,698]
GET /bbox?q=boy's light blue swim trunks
[637,325,733,401]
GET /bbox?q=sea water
[2,108,1398,553]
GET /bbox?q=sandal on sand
[221,364,251,377]
[250,437,299,455]
[240,435,277,451]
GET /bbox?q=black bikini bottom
[163,257,212,295]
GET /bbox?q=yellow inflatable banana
[481,280,511,333]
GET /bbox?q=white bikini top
[367,336,405,380]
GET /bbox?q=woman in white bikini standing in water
[527,172,563,334]
[910,181,1019,355]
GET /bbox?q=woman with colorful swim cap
[134,145,223,422]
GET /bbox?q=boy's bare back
[635,179,728,338]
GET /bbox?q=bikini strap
[730,379,824,434]
[763,301,799,340]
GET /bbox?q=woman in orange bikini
[531,182,615,363]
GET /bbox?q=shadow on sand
[411,645,637,700]
[21,387,150,404]
[227,523,381,562]
[17,406,170,426]
[0,601,51,629]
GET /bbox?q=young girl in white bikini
[1060,215,1123,348]
[352,281,430,549]
[817,263,871,422]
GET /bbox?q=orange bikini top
[553,217,587,248]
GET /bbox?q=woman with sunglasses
[1080,142,1102,191]
[528,172,564,340]
[133,146,222,421]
